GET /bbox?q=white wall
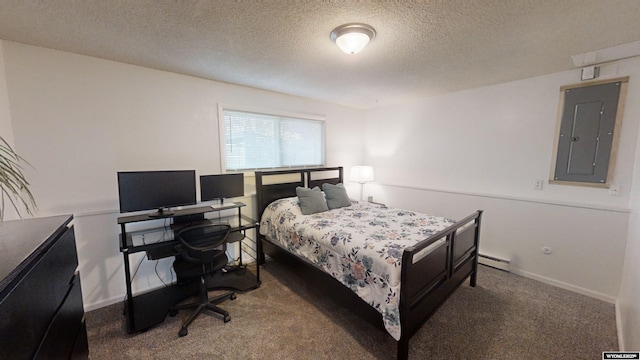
[0,42,12,144]
[364,57,640,301]
[0,40,365,309]
[618,115,640,348]
[0,41,20,221]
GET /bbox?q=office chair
[170,223,236,337]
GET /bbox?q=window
[220,107,325,171]
[550,77,628,187]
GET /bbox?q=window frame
[217,104,326,172]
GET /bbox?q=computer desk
[117,202,260,333]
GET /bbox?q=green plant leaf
[0,136,37,220]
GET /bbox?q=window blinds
[222,110,325,171]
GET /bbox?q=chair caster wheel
[230,293,237,300]
[178,328,188,337]
[169,310,178,317]
[224,315,231,323]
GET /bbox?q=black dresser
[0,215,88,359]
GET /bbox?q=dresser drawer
[34,272,86,359]
[0,226,78,359]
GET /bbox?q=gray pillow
[322,183,351,209]
[296,186,328,215]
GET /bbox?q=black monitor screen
[117,170,196,213]
[200,173,244,202]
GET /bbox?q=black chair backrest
[176,223,231,263]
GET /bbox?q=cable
[153,217,174,287]
[225,246,237,263]
[123,254,147,302]
[155,259,170,287]
[130,255,145,282]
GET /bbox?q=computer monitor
[117,170,197,216]
[200,173,244,204]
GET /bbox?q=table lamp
[350,166,374,201]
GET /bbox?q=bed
[255,167,482,360]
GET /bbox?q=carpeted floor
[86,261,618,359]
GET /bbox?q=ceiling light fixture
[330,23,376,55]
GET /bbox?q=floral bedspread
[259,197,455,340]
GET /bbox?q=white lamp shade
[351,166,374,183]
[335,32,371,54]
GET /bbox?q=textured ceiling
[0,1,639,109]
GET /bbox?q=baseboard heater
[478,253,510,272]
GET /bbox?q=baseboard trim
[616,300,625,350]
[510,268,616,304]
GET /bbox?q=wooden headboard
[306,167,343,188]
[255,167,343,218]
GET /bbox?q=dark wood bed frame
[255,167,483,360]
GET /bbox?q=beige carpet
[86,261,617,359]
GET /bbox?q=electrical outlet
[534,179,543,190]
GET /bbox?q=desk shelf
[118,201,260,333]
[205,266,260,292]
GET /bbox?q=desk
[118,202,260,333]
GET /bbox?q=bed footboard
[397,210,483,360]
